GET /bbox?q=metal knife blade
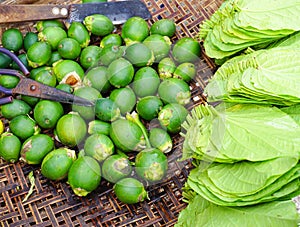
[68,1,152,24]
[0,1,151,25]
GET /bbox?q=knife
[0,1,152,25]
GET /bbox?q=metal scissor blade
[13,78,95,106]
[45,89,95,106]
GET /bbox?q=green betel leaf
[199,0,300,61]
[205,47,300,105]
[206,157,298,196]
[187,160,300,206]
[175,195,300,227]
[281,104,300,125]
[182,104,300,163]
[269,31,300,49]
[235,0,300,31]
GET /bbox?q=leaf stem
[22,171,35,203]
[126,111,151,149]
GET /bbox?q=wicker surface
[0,0,223,226]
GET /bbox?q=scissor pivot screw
[30,85,36,91]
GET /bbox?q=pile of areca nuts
[0,13,201,204]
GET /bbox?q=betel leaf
[187,160,300,206]
[281,104,300,125]
[175,195,300,227]
[206,157,298,196]
[199,0,300,61]
[181,103,300,163]
[187,177,300,207]
[205,47,300,106]
[198,0,235,40]
[235,0,300,31]
[268,31,300,49]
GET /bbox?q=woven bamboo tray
[0,0,223,226]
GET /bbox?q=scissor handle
[0,47,30,76]
[0,96,13,105]
[0,63,26,105]
[0,68,24,79]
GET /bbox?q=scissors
[0,47,94,106]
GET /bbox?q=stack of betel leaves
[205,35,300,106]
[0,13,201,204]
[198,0,300,64]
[176,0,300,226]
